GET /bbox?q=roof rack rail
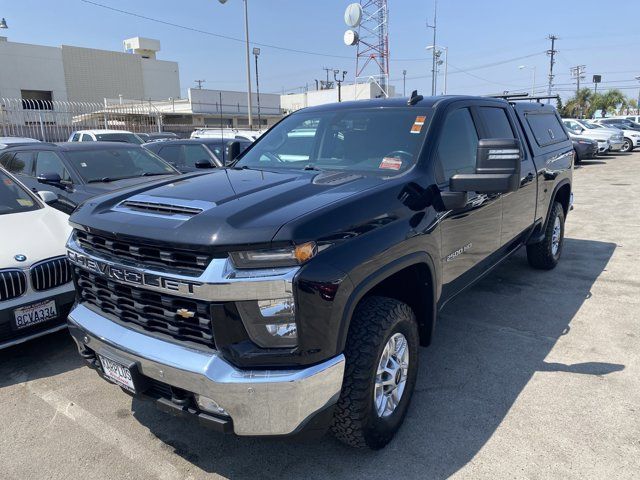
[488,93,561,103]
[485,92,530,99]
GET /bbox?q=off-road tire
[331,296,419,449]
[527,201,565,270]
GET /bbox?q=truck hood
[79,174,180,195]
[1,206,71,269]
[69,168,382,251]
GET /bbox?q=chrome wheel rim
[374,332,409,417]
[551,216,561,256]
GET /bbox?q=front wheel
[331,296,419,449]
[527,201,565,270]
[621,138,633,153]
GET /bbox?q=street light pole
[219,0,253,129]
[334,70,347,102]
[426,45,448,94]
[519,65,536,96]
[402,70,407,96]
[253,47,261,129]
[635,76,640,116]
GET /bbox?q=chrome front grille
[30,256,72,291]
[74,267,215,348]
[74,230,212,274]
[0,269,27,301]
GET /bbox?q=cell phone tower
[343,1,390,97]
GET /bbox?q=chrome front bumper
[68,304,345,436]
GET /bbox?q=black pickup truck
[65,94,573,449]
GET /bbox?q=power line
[80,0,353,60]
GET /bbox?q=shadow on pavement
[130,237,618,479]
[0,329,83,388]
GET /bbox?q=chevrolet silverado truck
[65,93,573,449]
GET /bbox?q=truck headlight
[230,242,317,269]
[236,296,298,348]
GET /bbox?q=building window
[21,90,53,110]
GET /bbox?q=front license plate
[13,299,57,329]
[99,355,136,393]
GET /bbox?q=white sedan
[0,167,75,349]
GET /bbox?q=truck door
[476,106,537,245]
[435,106,503,300]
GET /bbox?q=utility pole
[402,70,407,96]
[253,47,261,129]
[194,79,206,89]
[570,65,586,118]
[334,70,347,102]
[546,34,558,103]
[321,67,335,90]
[426,1,438,96]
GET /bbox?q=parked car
[0,142,180,214]
[571,136,599,163]
[0,137,40,149]
[68,129,144,145]
[143,138,251,172]
[562,119,624,152]
[0,167,75,349]
[138,132,180,143]
[591,119,640,152]
[66,94,572,449]
[191,128,262,142]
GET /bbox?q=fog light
[195,394,229,416]
[237,296,298,348]
[265,322,297,339]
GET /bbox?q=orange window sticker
[410,115,427,134]
[379,157,403,170]
[3,178,13,186]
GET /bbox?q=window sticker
[17,199,34,207]
[80,162,87,167]
[3,178,13,186]
[379,157,403,170]
[410,115,426,134]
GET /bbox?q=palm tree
[598,89,626,117]
[563,88,594,118]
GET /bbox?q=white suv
[68,130,144,145]
[0,168,75,349]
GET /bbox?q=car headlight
[230,242,317,269]
[630,134,640,137]
[236,296,298,348]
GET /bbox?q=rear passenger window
[526,113,567,147]
[478,107,515,138]
[436,108,478,183]
[9,152,34,175]
[71,133,80,141]
[81,134,94,142]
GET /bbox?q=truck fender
[338,251,438,351]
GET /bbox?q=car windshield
[95,133,144,144]
[65,147,177,183]
[0,170,40,215]
[235,108,430,174]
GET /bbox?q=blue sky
[3,0,640,101]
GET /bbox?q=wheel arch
[339,252,438,351]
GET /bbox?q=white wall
[189,88,281,116]
[0,40,68,100]
[281,83,396,113]
[141,58,180,100]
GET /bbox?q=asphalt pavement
[1,151,638,479]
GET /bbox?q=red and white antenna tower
[344,1,390,96]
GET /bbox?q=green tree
[563,88,594,118]
[598,89,626,117]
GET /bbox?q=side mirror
[449,138,522,194]
[195,159,215,169]
[37,172,62,186]
[37,190,58,205]
[225,141,242,164]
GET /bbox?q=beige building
[280,82,396,114]
[0,36,180,103]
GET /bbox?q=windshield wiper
[303,164,321,171]
[87,177,115,183]
[141,172,174,177]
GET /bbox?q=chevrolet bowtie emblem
[176,308,195,319]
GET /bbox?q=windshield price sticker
[410,116,426,134]
[379,157,403,170]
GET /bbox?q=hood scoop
[113,194,216,220]
[313,171,363,186]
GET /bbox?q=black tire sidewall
[362,316,419,448]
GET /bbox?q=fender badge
[14,254,27,262]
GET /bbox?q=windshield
[65,147,177,183]
[0,170,40,215]
[235,108,430,174]
[576,120,598,129]
[95,133,144,144]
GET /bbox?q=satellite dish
[344,29,359,46]
[344,3,363,28]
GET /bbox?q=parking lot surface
[1,152,639,480]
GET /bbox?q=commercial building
[0,36,180,103]
[280,82,396,114]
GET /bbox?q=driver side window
[435,108,478,184]
[35,151,72,182]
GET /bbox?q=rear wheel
[331,296,419,449]
[621,138,633,152]
[527,201,565,270]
